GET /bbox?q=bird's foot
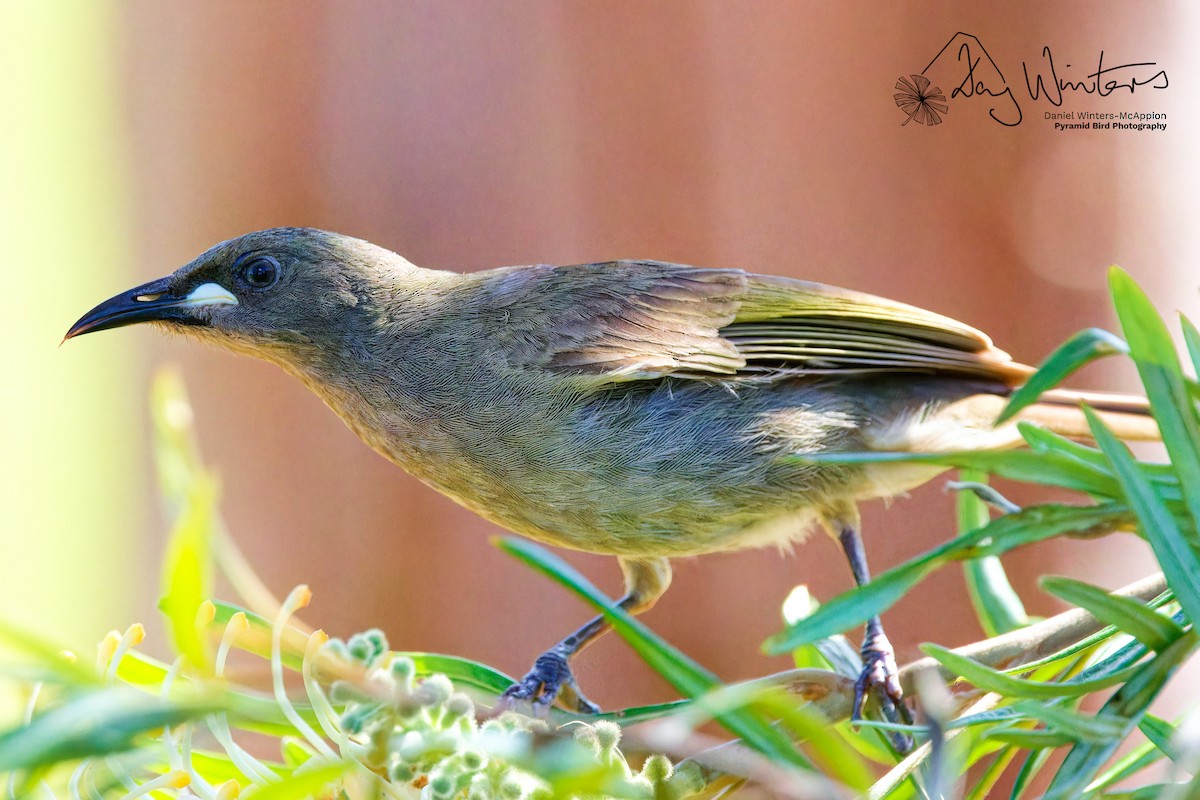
[853,629,914,753]
[499,647,600,715]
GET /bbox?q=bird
[66,227,1156,738]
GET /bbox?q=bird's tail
[1013,388,1159,441]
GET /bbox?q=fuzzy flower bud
[389,655,416,691]
[593,720,622,763]
[639,754,673,785]
[414,674,453,708]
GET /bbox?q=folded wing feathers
[536,264,1022,383]
[543,263,747,378]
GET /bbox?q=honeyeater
[66,228,1156,741]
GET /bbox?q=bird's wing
[497,261,1030,384]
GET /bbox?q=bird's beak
[64,277,239,340]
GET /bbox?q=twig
[899,571,1166,685]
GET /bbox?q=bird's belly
[388,380,876,558]
[435,473,830,558]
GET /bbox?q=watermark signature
[895,32,1168,128]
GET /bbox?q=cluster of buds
[321,630,704,800]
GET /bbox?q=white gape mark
[184,283,239,307]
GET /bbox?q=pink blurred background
[53,3,1198,710]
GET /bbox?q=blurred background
[5,1,1199,715]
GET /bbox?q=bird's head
[65,227,430,365]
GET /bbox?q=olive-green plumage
[66,227,1157,728]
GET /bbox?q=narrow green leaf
[781,586,862,678]
[1180,315,1200,379]
[985,728,1074,749]
[1019,422,1186,504]
[210,603,517,698]
[158,470,217,670]
[966,748,1020,800]
[403,653,514,695]
[1136,713,1178,758]
[1019,423,1112,472]
[0,689,215,771]
[998,603,1176,678]
[765,561,926,654]
[241,761,352,800]
[280,736,318,768]
[998,327,1129,424]
[1099,785,1181,800]
[746,692,875,791]
[766,503,1129,653]
[963,556,1028,636]
[496,537,812,770]
[598,699,690,724]
[497,539,718,697]
[949,706,1024,731]
[1084,740,1165,796]
[191,750,278,786]
[1040,576,1184,651]
[0,618,100,686]
[801,449,1124,498]
[1086,406,1200,627]
[1109,267,1200,538]
[1011,748,1052,800]
[920,644,1138,699]
[1043,633,1195,799]
[1011,700,1126,745]
[957,471,1028,636]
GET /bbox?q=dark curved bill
[64,276,232,340]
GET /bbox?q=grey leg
[501,557,671,714]
[824,505,914,751]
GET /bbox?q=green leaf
[496,537,812,770]
[1099,785,1180,800]
[1011,700,1126,745]
[720,688,875,791]
[1011,747,1053,800]
[920,644,1138,699]
[966,748,1020,800]
[158,470,218,670]
[402,653,514,695]
[800,449,1124,498]
[1018,423,1187,504]
[998,327,1129,424]
[1043,633,1195,799]
[1181,315,1200,379]
[240,760,353,800]
[781,586,863,678]
[985,727,1074,749]
[1109,268,1200,541]
[0,688,215,771]
[997,601,1174,679]
[1136,713,1178,758]
[1084,740,1165,796]
[1018,423,1112,473]
[766,503,1129,653]
[1085,406,1200,627]
[957,471,1028,636]
[0,618,100,686]
[1040,576,1184,651]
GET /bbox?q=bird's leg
[500,557,671,715]
[824,506,914,752]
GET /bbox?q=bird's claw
[852,629,914,753]
[499,648,600,715]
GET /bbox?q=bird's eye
[240,256,280,290]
